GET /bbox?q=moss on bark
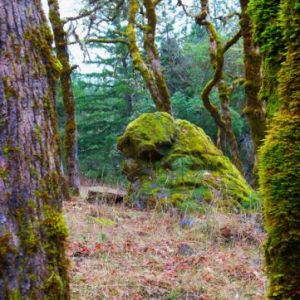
[48,0,80,195]
[0,1,69,298]
[250,0,300,297]
[196,0,243,173]
[239,0,267,185]
[127,0,172,113]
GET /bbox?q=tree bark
[48,0,80,195]
[0,0,69,298]
[196,0,243,173]
[250,0,300,297]
[127,0,172,114]
[239,0,267,185]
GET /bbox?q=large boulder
[118,112,257,211]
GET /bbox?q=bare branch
[223,29,242,53]
[197,0,243,172]
[63,3,105,24]
[215,11,240,25]
[177,0,197,18]
[68,37,129,46]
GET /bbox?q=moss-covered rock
[118,112,257,211]
[118,112,175,159]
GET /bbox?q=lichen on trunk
[48,0,80,195]
[0,0,69,298]
[239,0,267,184]
[127,0,172,114]
[195,0,243,174]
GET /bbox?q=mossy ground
[118,113,258,212]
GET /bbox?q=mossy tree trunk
[127,0,172,114]
[239,0,267,184]
[196,0,243,174]
[249,0,284,119]
[250,0,300,298]
[0,0,69,298]
[48,0,80,195]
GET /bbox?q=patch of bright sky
[41,0,95,73]
[41,0,193,73]
[40,0,215,74]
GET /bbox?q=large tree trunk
[250,0,300,297]
[0,0,70,298]
[48,0,80,195]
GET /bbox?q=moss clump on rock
[118,112,176,159]
[118,112,257,211]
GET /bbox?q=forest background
[44,0,252,184]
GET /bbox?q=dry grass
[64,188,266,300]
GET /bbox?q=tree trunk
[218,77,243,173]
[0,0,70,298]
[196,0,243,174]
[240,0,266,154]
[250,0,300,297]
[240,0,267,185]
[143,0,172,111]
[127,0,172,114]
[48,0,80,195]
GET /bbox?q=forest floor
[64,186,266,300]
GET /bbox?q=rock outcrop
[118,112,256,211]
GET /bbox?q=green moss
[34,125,42,143]
[43,270,65,300]
[119,113,257,211]
[117,112,175,159]
[2,76,18,99]
[51,56,63,75]
[248,0,286,119]
[259,111,300,298]
[41,205,70,298]
[13,208,41,256]
[0,232,14,258]
[164,120,221,165]
[0,167,6,179]
[92,217,116,227]
[26,221,40,253]
[43,206,68,240]
[254,0,300,297]
[248,0,284,63]
[24,24,61,83]
[8,289,21,300]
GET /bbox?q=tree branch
[223,29,242,53]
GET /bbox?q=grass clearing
[64,187,266,299]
